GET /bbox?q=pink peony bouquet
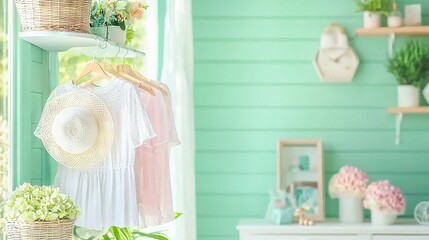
[363,180,406,215]
[329,165,368,198]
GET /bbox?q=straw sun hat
[36,90,114,169]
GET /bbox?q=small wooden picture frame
[277,139,325,221]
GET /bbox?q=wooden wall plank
[195,130,429,151]
[196,151,429,174]
[195,63,394,85]
[195,108,429,130]
[195,85,396,107]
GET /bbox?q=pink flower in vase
[329,165,368,198]
[363,180,406,215]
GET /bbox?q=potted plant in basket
[388,40,429,107]
[364,180,405,225]
[90,0,148,44]
[354,0,392,28]
[329,166,368,223]
[4,183,80,240]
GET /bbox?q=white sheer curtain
[161,0,196,239]
[141,0,158,79]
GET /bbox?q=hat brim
[37,90,114,169]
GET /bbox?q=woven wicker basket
[6,219,75,240]
[15,0,91,33]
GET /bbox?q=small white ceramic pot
[388,16,403,27]
[371,209,397,225]
[397,85,420,107]
[90,26,126,44]
[107,26,126,44]
[339,196,364,224]
[363,11,381,28]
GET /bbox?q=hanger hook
[93,37,101,62]
[115,43,121,59]
[103,41,111,62]
[122,46,129,63]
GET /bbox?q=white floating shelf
[19,31,145,58]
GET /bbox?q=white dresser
[237,219,429,240]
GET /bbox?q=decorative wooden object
[294,207,314,226]
[277,139,324,221]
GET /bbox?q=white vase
[371,209,397,225]
[339,196,364,223]
[363,11,381,28]
[90,26,126,44]
[388,16,403,27]
[107,26,126,44]
[397,85,420,107]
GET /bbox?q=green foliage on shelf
[58,14,146,84]
[74,213,183,240]
[354,0,392,15]
[387,40,429,87]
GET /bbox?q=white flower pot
[397,85,420,107]
[107,26,126,44]
[363,11,381,28]
[90,26,126,44]
[371,209,397,225]
[339,196,364,223]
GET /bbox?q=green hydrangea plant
[4,183,80,222]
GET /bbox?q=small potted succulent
[388,40,429,107]
[4,183,80,240]
[354,0,392,28]
[329,166,368,223]
[364,180,406,225]
[90,0,148,44]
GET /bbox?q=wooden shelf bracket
[394,113,403,145]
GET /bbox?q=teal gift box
[269,207,294,225]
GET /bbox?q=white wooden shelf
[387,107,429,145]
[356,26,429,36]
[237,218,429,240]
[19,31,145,58]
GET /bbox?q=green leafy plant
[354,0,392,15]
[90,0,148,30]
[74,212,183,240]
[90,0,148,44]
[3,183,80,222]
[387,40,429,87]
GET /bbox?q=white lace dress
[35,78,155,230]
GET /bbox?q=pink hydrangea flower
[329,166,368,198]
[363,180,406,215]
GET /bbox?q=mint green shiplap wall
[11,7,52,188]
[193,1,429,240]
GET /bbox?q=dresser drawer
[247,235,369,240]
[373,236,429,240]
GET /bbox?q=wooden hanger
[72,62,111,85]
[73,39,113,85]
[117,63,168,96]
[114,46,156,95]
[117,46,168,95]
